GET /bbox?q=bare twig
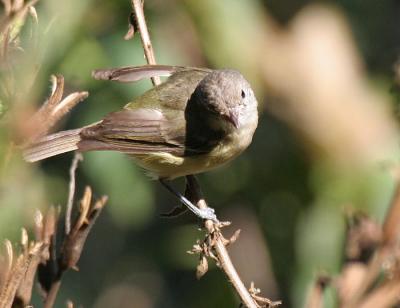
[130,0,161,86]
[186,175,279,308]
[43,279,61,308]
[65,153,83,235]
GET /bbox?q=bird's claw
[197,207,218,222]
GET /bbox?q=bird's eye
[241,90,246,99]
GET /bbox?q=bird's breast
[132,117,257,179]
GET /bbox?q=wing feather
[79,108,186,155]
[92,65,210,83]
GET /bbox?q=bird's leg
[159,189,188,218]
[159,178,218,222]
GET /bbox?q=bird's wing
[92,65,210,83]
[84,65,215,156]
[79,108,187,156]
[125,68,211,111]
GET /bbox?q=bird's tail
[23,128,83,162]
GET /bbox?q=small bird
[24,65,259,220]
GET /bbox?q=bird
[23,65,259,221]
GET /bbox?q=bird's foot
[192,205,218,222]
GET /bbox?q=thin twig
[186,175,266,308]
[130,0,161,86]
[43,279,61,308]
[65,153,83,235]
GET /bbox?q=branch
[65,153,83,235]
[186,175,280,308]
[130,0,161,86]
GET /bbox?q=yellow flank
[132,123,255,179]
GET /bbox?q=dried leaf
[33,210,43,241]
[28,6,38,24]
[22,75,88,143]
[15,242,47,306]
[196,256,208,280]
[61,193,107,270]
[0,243,44,308]
[124,12,136,40]
[21,228,28,256]
[228,229,241,245]
[5,240,13,276]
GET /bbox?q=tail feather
[23,128,83,162]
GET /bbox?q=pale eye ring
[241,90,246,99]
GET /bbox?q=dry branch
[186,175,280,308]
[65,153,83,235]
[130,0,161,86]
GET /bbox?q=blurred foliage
[1,0,400,307]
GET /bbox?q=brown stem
[130,0,161,86]
[43,279,61,308]
[65,153,83,235]
[186,175,258,308]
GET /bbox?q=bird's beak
[225,112,239,129]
